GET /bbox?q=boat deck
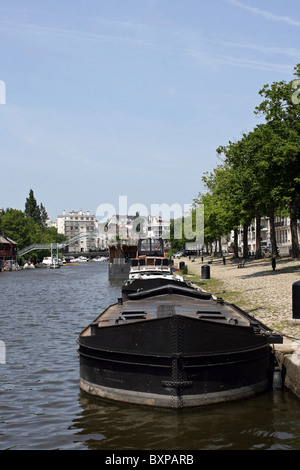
[81,290,261,337]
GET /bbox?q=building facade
[105,214,170,242]
[56,210,101,252]
[229,216,300,255]
[146,216,170,239]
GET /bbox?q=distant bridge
[18,232,107,257]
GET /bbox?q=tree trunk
[269,208,278,258]
[233,228,239,258]
[255,213,262,259]
[290,199,299,258]
[218,234,222,256]
[243,223,248,258]
[213,240,218,257]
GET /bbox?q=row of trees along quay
[192,63,300,260]
[0,189,66,262]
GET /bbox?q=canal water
[1,262,300,451]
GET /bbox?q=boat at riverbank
[78,274,283,408]
[122,238,191,298]
[42,257,63,268]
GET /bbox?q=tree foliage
[191,63,300,258]
[25,189,48,226]
[0,190,66,261]
[255,64,300,257]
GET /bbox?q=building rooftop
[0,233,17,245]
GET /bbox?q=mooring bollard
[201,264,210,280]
[292,281,300,319]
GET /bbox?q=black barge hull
[79,313,273,408]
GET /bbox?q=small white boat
[23,262,35,269]
[123,239,191,297]
[77,256,88,262]
[92,256,108,262]
[42,257,53,266]
[42,256,63,268]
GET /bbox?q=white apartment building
[105,215,170,241]
[46,219,58,229]
[274,216,292,250]
[230,216,300,255]
[147,216,170,239]
[57,210,107,252]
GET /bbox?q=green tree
[255,64,300,257]
[216,138,259,258]
[169,216,186,252]
[0,207,66,261]
[216,164,248,254]
[216,119,300,258]
[39,203,48,227]
[25,189,42,224]
[194,63,300,260]
[0,209,33,248]
[194,191,219,255]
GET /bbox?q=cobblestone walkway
[183,256,300,340]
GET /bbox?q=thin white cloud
[215,55,292,74]
[0,18,187,58]
[215,39,300,59]
[227,0,300,27]
[0,12,294,77]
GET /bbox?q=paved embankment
[177,255,300,399]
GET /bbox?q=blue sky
[0,0,299,220]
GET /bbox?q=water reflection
[71,389,300,450]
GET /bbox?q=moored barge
[122,238,192,298]
[78,281,283,408]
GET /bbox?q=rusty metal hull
[79,308,274,408]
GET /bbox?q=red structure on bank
[0,233,17,270]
